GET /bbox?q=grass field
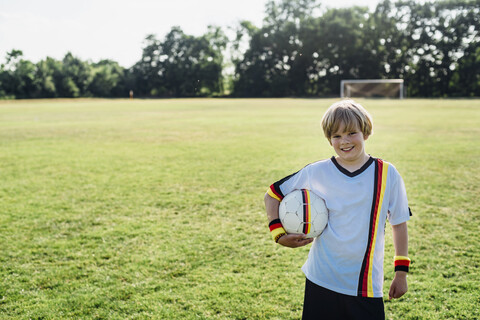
[0,98,479,319]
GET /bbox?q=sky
[0,0,380,68]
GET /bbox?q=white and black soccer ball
[279,189,328,238]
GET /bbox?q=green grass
[0,98,479,319]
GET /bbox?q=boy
[264,100,411,320]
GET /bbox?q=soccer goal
[340,79,404,99]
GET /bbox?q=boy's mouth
[341,146,354,152]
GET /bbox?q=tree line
[1,0,479,99]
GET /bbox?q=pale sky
[0,0,380,68]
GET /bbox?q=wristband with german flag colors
[394,256,411,272]
[269,219,286,243]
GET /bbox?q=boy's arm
[389,222,409,299]
[264,193,313,248]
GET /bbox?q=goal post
[340,79,404,99]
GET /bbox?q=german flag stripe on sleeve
[357,159,389,297]
[267,170,301,202]
[267,185,283,201]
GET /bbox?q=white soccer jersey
[267,157,411,298]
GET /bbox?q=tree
[59,53,93,97]
[233,0,322,97]
[305,6,380,96]
[233,0,379,97]
[131,26,226,97]
[2,0,479,99]
[0,50,39,99]
[88,60,126,97]
[374,0,480,97]
[0,50,22,98]
[33,58,58,98]
[450,42,480,96]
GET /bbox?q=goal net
[340,79,404,99]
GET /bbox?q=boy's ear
[363,134,370,141]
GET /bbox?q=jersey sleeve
[387,165,412,225]
[267,166,311,201]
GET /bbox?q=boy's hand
[389,271,408,299]
[278,233,313,248]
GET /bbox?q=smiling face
[330,121,370,170]
[321,100,374,171]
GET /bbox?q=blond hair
[321,100,373,142]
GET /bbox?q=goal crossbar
[340,79,404,99]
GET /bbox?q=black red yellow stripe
[269,219,286,242]
[394,256,411,272]
[301,189,311,235]
[266,171,301,201]
[267,185,283,201]
[357,159,389,297]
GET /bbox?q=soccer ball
[279,189,328,238]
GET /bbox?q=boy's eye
[349,132,357,136]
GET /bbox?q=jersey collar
[331,156,375,177]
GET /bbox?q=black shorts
[302,278,385,320]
